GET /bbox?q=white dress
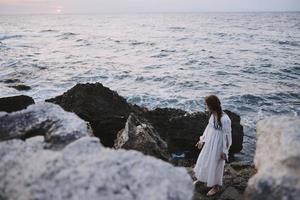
[193,111,232,187]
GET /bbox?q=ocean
[1,12,300,161]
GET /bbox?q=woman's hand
[220,153,227,161]
[195,141,204,149]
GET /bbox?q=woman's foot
[206,186,220,196]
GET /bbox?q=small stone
[9,84,31,91]
[2,78,20,84]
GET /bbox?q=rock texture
[142,108,208,159]
[0,95,34,113]
[114,113,170,161]
[9,84,31,91]
[0,102,91,149]
[189,161,256,200]
[0,137,194,200]
[245,117,300,200]
[46,82,244,162]
[1,79,32,91]
[143,108,243,161]
[46,83,132,147]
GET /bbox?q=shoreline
[1,82,299,199]
[1,82,245,165]
[1,81,255,163]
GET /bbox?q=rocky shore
[45,83,244,163]
[0,102,194,200]
[2,82,298,199]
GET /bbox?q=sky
[0,0,300,14]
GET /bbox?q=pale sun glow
[55,6,63,14]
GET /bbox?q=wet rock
[0,95,34,113]
[114,113,169,161]
[224,110,244,156]
[245,117,300,200]
[142,108,206,158]
[0,137,194,200]
[1,79,31,91]
[46,82,243,162]
[9,84,31,91]
[1,78,20,84]
[142,108,243,162]
[0,102,91,149]
[46,83,132,147]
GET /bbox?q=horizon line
[1,10,300,15]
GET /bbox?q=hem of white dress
[193,168,223,187]
[193,179,223,187]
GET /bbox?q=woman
[193,95,232,196]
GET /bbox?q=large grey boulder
[0,102,91,149]
[0,137,194,200]
[114,113,170,161]
[245,117,300,200]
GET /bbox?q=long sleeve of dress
[222,117,232,156]
[199,124,209,143]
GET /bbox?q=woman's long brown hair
[205,95,223,130]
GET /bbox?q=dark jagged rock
[0,95,34,113]
[1,79,31,91]
[141,108,243,162]
[0,102,91,149]
[141,108,208,161]
[46,83,132,147]
[114,113,170,161]
[1,78,20,84]
[46,82,243,162]
[224,110,244,155]
[9,84,31,91]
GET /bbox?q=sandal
[206,186,220,196]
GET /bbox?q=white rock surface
[114,113,169,161]
[245,117,300,200]
[0,137,194,200]
[0,102,91,149]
